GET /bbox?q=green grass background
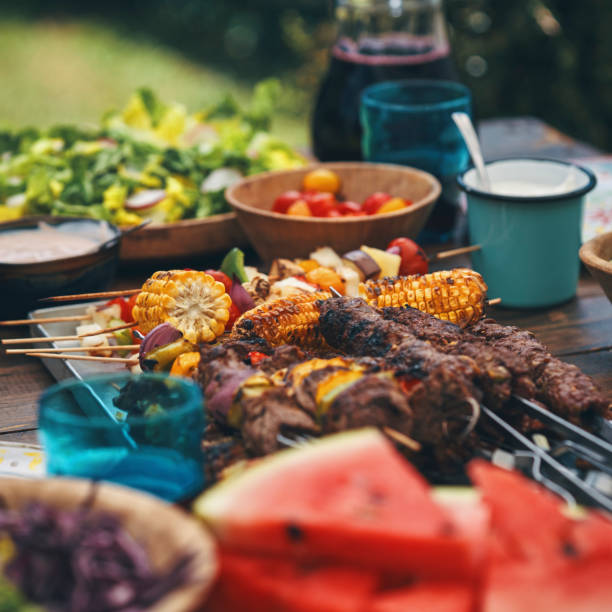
[0,18,307,146]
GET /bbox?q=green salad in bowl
[0,80,306,227]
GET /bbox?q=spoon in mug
[452,112,491,192]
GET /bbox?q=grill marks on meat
[319,298,482,463]
[322,375,413,436]
[382,307,535,408]
[239,386,319,456]
[471,318,608,423]
[198,339,319,455]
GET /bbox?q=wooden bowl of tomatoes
[225,162,440,261]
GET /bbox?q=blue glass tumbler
[39,373,205,501]
[360,79,471,242]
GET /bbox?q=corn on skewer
[232,291,331,347]
[132,270,231,344]
[232,269,488,348]
[359,268,488,328]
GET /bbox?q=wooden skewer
[433,244,482,260]
[3,335,101,345]
[6,345,140,355]
[383,427,422,452]
[487,297,502,306]
[25,352,138,364]
[80,321,137,336]
[0,314,93,326]
[40,288,140,303]
[2,322,136,345]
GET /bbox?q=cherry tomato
[272,190,302,214]
[302,168,341,193]
[306,192,337,217]
[105,297,132,323]
[247,350,269,366]
[337,201,362,215]
[376,197,408,215]
[362,192,392,215]
[225,302,241,331]
[205,269,232,293]
[286,199,312,217]
[387,237,429,276]
[326,209,342,217]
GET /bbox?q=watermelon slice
[468,459,570,562]
[206,551,378,612]
[469,460,612,611]
[368,582,475,612]
[194,429,482,578]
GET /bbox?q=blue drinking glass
[360,79,471,242]
[39,373,205,501]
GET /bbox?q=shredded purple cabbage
[0,495,192,612]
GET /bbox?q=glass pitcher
[312,0,456,162]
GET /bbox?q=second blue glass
[360,79,471,241]
[39,373,205,502]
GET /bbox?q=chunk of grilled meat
[382,306,536,409]
[470,318,609,423]
[321,374,413,437]
[239,386,319,456]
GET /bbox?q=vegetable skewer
[5,345,139,354]
[35,245,482,305]
[2,322,136,345]
[23,352,138,364]
[40,288,140,302]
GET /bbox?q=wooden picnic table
[0,117,610,445]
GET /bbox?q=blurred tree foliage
[3,0,612,149]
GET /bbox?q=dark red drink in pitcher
[312,0,457,162]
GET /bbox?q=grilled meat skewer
[318,297,483,466]
[470,319,609,424]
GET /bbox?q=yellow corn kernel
[359,268,488,328]
[232,291,331,347]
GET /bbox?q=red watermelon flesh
[469,460,612,611]
[467,459,570,562]
[565,511,612,560]
[205,550,378,612]
[483,558,612,612]
[367,582,476,612]
[195,429,480,579]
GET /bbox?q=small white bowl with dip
[458,158,596,308]
[0,216,122,317]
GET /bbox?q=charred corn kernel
[169,351,201,378]
[359,268,488,328]
[305,267,345,295]
[232,291,331,347]
[297,259,321,274]
[132,270,231,343]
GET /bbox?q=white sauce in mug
[489,180,559,197]
[0,225,101,263]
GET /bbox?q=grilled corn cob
[132,270,231,343]
[359,268,488,327]
[232,291,331,347]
